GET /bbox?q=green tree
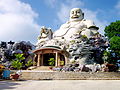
[102,50,112,63]
[104,20,120,64]
[25,59,33,67]
[11,54,25,70]
[104,20,120,39]
[110,36,120,50]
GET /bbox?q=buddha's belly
[54,27,81,40]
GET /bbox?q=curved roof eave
[33,47,62,53]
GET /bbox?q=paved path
[0,80,120,90]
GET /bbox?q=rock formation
[36,8,108,65]
[0,41,35,68]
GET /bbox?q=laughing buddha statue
[54,8,99,41]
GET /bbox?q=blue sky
[0,0,120,44]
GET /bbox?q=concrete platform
[20,70,120,80]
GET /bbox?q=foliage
[102,51,117,64]
[103,50,110,56]
[81,35,88,41]
[102,51,111,62]
[104,20,120,64]
[25,59,33,67]
[104,20,120,39]
[110,36,120,61]
[48,58,55,66]
[81,35,87,38]
[11,54,25,70]
[14,54,25,61]
[60,61,64,66]
[11,60,23,70]
[110,36,120,52]
[70,40,75,44]
[33,61,37,66]
[0,64,4,73]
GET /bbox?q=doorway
[43,53,55,66]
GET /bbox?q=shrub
[48,58,55,66]
[11,54,25,70]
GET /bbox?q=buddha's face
[70,8,84,21]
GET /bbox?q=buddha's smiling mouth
[71,15,79,19]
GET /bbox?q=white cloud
[0,0,40,43]
[83,9,108,35]
[44,0,57,8]
[57,4,70,23]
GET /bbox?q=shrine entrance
[33,46,69,67]
[43,53,55,66]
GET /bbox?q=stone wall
[20,71,120,80]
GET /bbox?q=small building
[33,46,69,67]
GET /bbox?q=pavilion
[33,46,69,66]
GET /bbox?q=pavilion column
[37,54,40,66]
[41,54,43,66]
[64,55,68,65]
[55,52,58,66]
[58,54,60,66]
[33,54,37,66]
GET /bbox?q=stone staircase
[20,71,120,80]
[32,66,52,71]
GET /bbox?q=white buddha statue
[54,8,99,41]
